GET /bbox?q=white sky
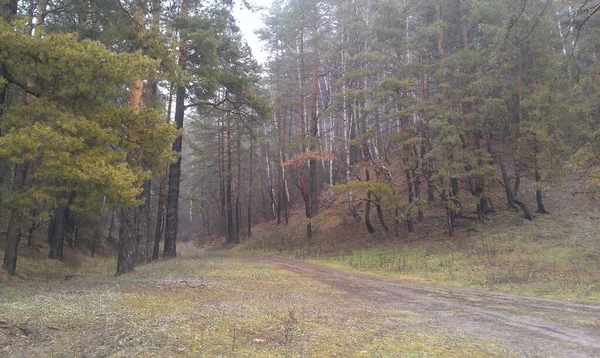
[232,0,272,64]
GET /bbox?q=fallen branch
[180,280,207,289]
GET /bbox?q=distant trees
[239,0,600,240]
[0,0,265,276]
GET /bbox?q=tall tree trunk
[164,0,188,258]
[365,168,375,234]
[137,176,151,264]
[488,139,532,220]
[374,196,389,232]
[342,55,360,222]
[3,210,22,276]
[441,189,456,237]
[116,206,137,275]
[247,135,254,237]
[153,174,166,260]
[235,136,242,243]
[533,139,549,214]
[309,40,319,222]
[117,0,146,274]
[225,113,234,245]
[48,191,74,260]
[405,169,415,233]
[219,115,226,231]
[2,162,29,275]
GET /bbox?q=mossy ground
[1,247,508,357]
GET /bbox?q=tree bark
[153,174,166,260]
[3,210,21,276]
[309,39,319,222]
[137,176,152,264]
[48,191,74,260]
[533,140,549,214]
[117,0,146,274]
[374,197,389,232]
[405,169,415,233]
[225,113,235,245]
[116,206,137,275]
[48,205,69,260]
[247,135,254,237]
[164,0,188,258]
[365,168,375,234]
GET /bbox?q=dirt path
[256,256,600,358]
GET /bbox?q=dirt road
[257,256,600,358]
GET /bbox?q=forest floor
[2,245,600,357]
[239,179,600,303]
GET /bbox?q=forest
[3,0,598,276]
[1,0,600,356]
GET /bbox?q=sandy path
[257,256,600,358]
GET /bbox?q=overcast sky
[232,0,272,64]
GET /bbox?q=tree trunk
[235,136,242,242]
[533,140,549,214]
[164,0,188,258]
[3,210,22,276]
[48,191,74,260]
[514,199,533,221]
[394,206,400,238]
[48,204,69,260]
[405,169,415,233]
[164,83,185,258]
[374,197,389,232]
[225,113,235,245]
[309,39,319,222]
[108,210,115,240]
[137,176,152,264]
[365,168,375,234]
[247,135,253,237]
[90,222,100,258]
[117,0,146,274]
[153,174,166,260]
[116,206,137,275]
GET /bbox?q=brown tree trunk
[374,196,389,232]
[2,161,29,275]
[117,0,146,274]
[533,139,549,214]
[153,174,166,260]
[247,135,254,237]
[164,0,188,258]
[235,136,242,242]
[365,168,375,234]
[116,206,138,275]
[405,169,415,233]
[225,113,235,245]
[137,176,151,264]
[3,210,22,276]
[48,191,75,260]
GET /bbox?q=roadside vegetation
[238,181,600,303]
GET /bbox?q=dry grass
[1,246,508,357]
[239,179,600,302]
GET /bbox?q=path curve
[256,256,600,358]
